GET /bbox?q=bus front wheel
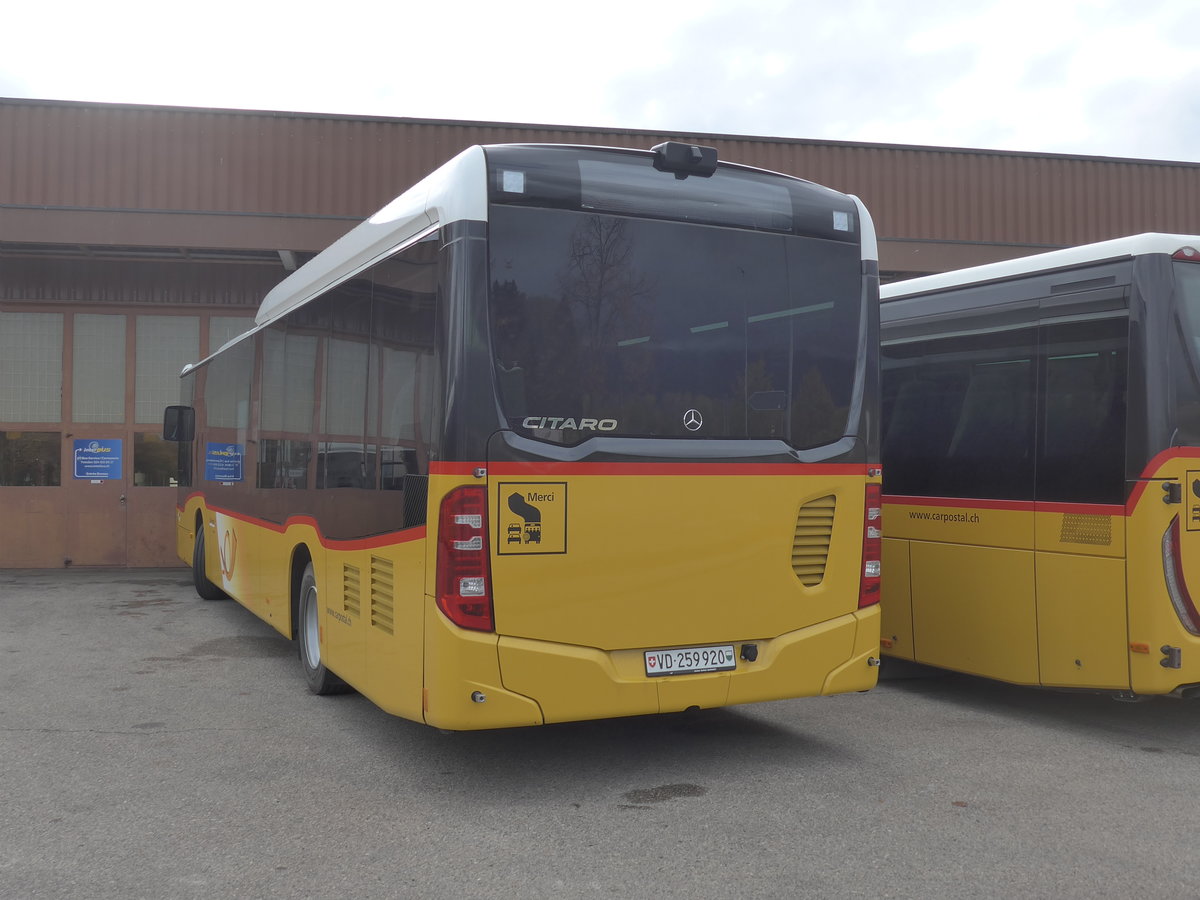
[192,528,227,601]
[298,562,348,695]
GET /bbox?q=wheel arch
[289,543,314,641]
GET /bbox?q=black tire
[192,528,227,601]
[297,562,349,695]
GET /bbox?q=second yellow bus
[881,233,1200,697]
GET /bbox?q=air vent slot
[793,495,836,586]
[1060,513,1112,546]
[342,564,361,618]
[370,555,395,635]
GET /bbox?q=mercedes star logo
[683,409,703,432]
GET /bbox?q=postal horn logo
[220,527,238,580]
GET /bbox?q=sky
[4,0,1198,163]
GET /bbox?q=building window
[73,314,127,424]
[0,432,61,486]
[0,313,63,423]
[136,315,199,425]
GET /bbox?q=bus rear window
[488,205,862,449]
[577,159,794,232]
[486,145,858,241]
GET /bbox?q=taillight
[1162,515,1200,635]
[436,485,494,631]
[1172,247,1200,261]
[859,483,882,608]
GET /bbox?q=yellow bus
[880,233,1200,697]
[164,142,882,729]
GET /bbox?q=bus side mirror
[163,405,195,442]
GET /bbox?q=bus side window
[946,358,1034,493]
[881,373,965,496]
[1038,318,1128,505]
[883,327,1036,500]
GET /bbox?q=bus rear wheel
[298,562,348,695]
[192,528,227,601]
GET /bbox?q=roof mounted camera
[651,141,718,179]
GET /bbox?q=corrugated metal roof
[0,247,274,307]
[4,97,1200,251]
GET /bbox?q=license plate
[644,644,737,677]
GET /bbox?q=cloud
[2,0,1197,162]
[599,2,992,141]
[0,71,31,97]
[598,0,1200,162]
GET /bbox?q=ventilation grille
[793,495,836,586]
[1060,514,1113,546]
[342,564,361,618]
[370,555,395,635]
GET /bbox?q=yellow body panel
[422,613,543,731]
[178,497,303,635]
[1126,458,1200,695]
[487,472,869,649]
[1035,553,1128,689]
[910,540,1039,684]
[174,506,192,571]
[180,466,880,729]
[880,538,914,660]
[492,606,879,726]
[1034,509,1125,558]
[328,543,426,721]
[884,452,1200,695]
[887,500,1032,550]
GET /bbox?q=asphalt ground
[3,567,1200,899]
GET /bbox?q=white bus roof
[882,233,1200,301]
[254,141,878,329]
[254,145,489,327]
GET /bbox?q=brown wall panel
[0,256,271,307]
[4,97,1200,254]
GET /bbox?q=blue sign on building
[205,443,244,482]
[73,439,123,481]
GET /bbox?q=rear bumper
[423,605,879,730]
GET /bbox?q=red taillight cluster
[1162,516,1200,635]
[859,483,882,608]
[1172,247,1200,262]
[436,485,494,632]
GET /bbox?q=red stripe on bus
[1125,448,1200,509]
[1036,500,1126,516]
[882,495,1034,512]
[431,461,874,477]
[882,495,1125,516]
[188,496,426,551]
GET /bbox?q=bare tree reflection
[558,217,652,394]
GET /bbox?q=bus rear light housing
[1172,246,1200,262]
[859,483,882,608]
[1162,516,1200,636]
[436,486,494,631]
